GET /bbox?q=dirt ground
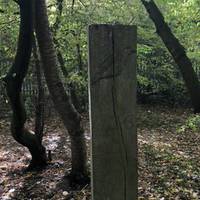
[0,105,199,200]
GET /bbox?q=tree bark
[52,1,83,110]
[33,36,45,144]
[52,0,69,77]
[141,0,200,113]
[4,0,47,170]
[76,42,83,72]
[34,0,88,183]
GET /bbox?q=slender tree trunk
[141,0,200,113]
[76,42,83,72]
[4,0,47,170]
[57,50,69,77]
[52,0,69,77]
[34,0,88,183]
[33,36,45,144]
[52,1,82,110]
[53,0,64,31]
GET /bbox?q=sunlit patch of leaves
[138,105,200,199]
[177,114,200,133]
[0,106,199,199]
[141,144,200,199]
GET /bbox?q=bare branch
[72,0,75,10]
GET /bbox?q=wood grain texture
[88,24,137,200]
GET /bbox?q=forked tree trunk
[141,0,200,113]
[4,0,47,170]
[34,0,88,183]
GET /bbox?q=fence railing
[0,59,54,118]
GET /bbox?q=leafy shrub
[67,72,88,112]
[137,44,190,105]
[177,114,200,133]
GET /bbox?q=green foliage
[178,114,200,133]
[0,0,199,108]
[0,0,19,60]
[137,43,189,104]
[67,72,88,112]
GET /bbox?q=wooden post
[88,24,137,200]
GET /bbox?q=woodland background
[0,0,200,199]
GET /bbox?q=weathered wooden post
[88,24,137,200]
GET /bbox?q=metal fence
[0,59,54,118]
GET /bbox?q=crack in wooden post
[88,24,137,200]
[111,27,127,200]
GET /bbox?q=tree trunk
[52,0,69,77]
[141,0,200,113]
[76,42,83,72]
[33,36,45,144]
[4,0,47,170]
[34,0,88,183]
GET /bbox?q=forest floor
[0,105,199,200]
